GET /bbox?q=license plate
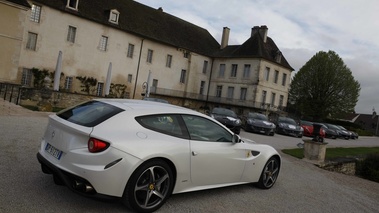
[45,143,63,160]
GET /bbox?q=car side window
[136,114,186,138]
[182,115,233,142]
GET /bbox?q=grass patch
[282,147,379,160]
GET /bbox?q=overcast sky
[136,0,379,114]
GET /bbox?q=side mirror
[232,134,241,143]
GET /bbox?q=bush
[356,153,379,183]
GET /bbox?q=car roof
[93,99,200,115]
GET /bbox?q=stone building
[0,0,293,115]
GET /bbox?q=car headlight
[235,119,241,125]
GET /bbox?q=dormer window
[275,50,282,63]
[109,9,120,24]
[67,0,78,10]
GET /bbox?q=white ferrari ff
[37,99,281,212]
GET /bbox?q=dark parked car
[242,112,275,136]
[336,125,359,139]
[321,124,338,139]
[210,107,242,134]
[323,123,350,140]
[275,117,303,137]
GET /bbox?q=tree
[289,50,360,121]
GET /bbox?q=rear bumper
[37,152,117,200]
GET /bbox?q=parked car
[242,112,275,136]
[321,124,338,139]
[275,117,303,137]
[323,123,350,140]
[336,125,359,139]
[36,99,281,212]
[209,107,242,134]
[300,120,326,138]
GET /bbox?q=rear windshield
[57,100,124,127]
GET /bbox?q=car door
[182,115,246,186]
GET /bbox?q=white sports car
[37,99,281,212]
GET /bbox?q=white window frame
[99,36,108,51]
[64,76,73,91]
[67,26,76,43]
[127,74,132,83]
[274,70,279,84]
[199,81,205,95]
[96,82,104,96]
[67,0,79,10]
[21,68,33,86]
[109,9,119,24]
[26,32,37,51]
[30,4,41,23]
[127,43,134,58]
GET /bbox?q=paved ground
[0,98,52,117]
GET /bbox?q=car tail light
[88,138,109,153]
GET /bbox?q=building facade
[0,0,293,115]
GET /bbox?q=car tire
[122,159,174,213]
[255,156,280,189]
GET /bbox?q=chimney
[220,27,230,49]
[251,26,260,37]
[157,7,163,12]
[258,25,268,43]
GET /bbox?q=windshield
[278,117,296,125]
[211,108,237,117]
[248,113,268,121]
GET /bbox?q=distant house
[0,0,294,115]
[343,112,379,135]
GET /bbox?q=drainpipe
[205,58,214,107]
[132,38,144,99]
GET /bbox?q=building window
[96,82,104,96]
[262,90,267,104]
[64,76,73,91]
[231,64,238,77]
[30,4,41,23]
[271,92,276,106]
[200,81,205,95]
[67,0,78,10]
[279,95,284,108]
[243,64,250,78]
[183,51,189,58]
[265,67,270,81]
[227,87,234,99]
[99,36,108,51]
[216,86,222,97]
[166,54,172,68]
[147,49,153,63]
[26,32,37,51]
[180,69,186,83]
[21,68,33,86]
[274,70,279,84]
[127,44,134,58]
[219,64,225,78]
[202,60,208,74]
[127,74,132,83]
[282,73,287,86]
[67,26,76,43]
[109,9,119,24]
[240,88,247,100]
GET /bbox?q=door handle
[192,151,198,156]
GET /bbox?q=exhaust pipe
[73,180,94,193]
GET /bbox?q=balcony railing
[151,86,287,112]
